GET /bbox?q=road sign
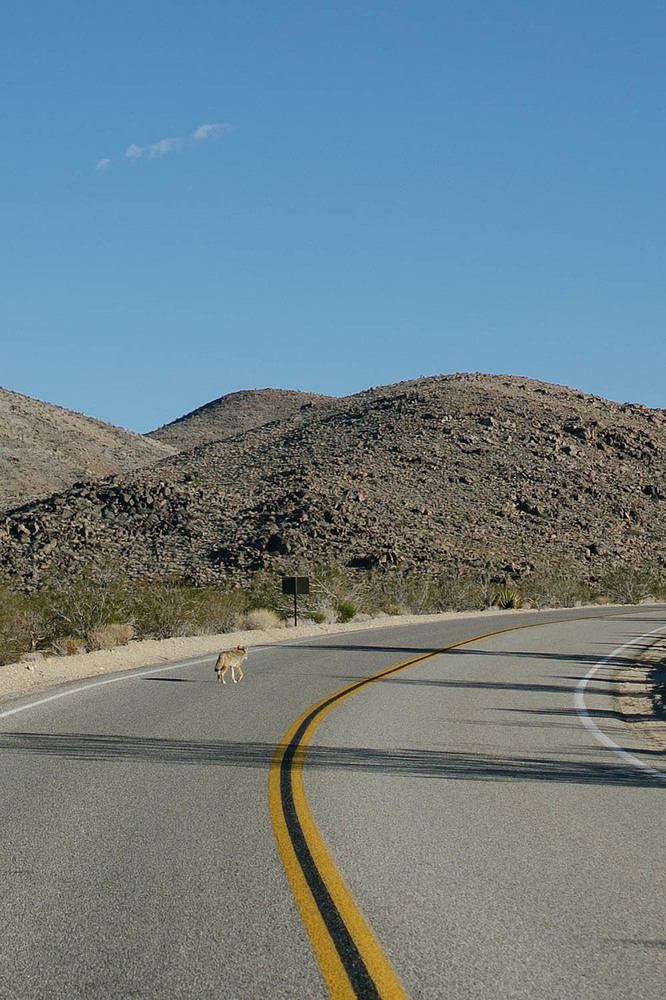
[282,576,310,595]
[282,576,310,625]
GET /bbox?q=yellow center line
[268,609,645,999]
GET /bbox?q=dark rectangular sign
[282,576,310,595]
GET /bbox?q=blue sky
[2,2,665,431]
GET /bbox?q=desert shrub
[0,583,33,665]
[302,563,489,618]
[247,570,284,614]
[309,565,368,615]
[32,567,133,642]
[364,571,414,616]
[336,601,357,623]
[432,569,486,612]
[186,587,249,635]
[477,569,495,609]
[129,579,249,638]
[87,622,135,650]
[392,566,487,614]
[248,564,369,623]
[51,635,86,656]
[653,573,666,602]
[242,607,284,630]
[368,566,486,615]
[243,563,488,622]
[597,565,658,605]
[519,563,593,609]
[130,577,199,638]
[358,568,421,615]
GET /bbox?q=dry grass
[51,636,86,656]
[242,608,284,630]
[87,622,136,650]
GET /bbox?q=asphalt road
[0,606,664,999]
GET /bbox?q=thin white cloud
[148,136,183,158]
[192,122,228,142]
[95,158,111,171]
[121,122,229,164]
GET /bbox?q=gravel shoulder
[615,636,666,751]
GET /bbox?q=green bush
[247,570,284,613]
[186,586,248,634]
[336,601,357,623]
[31,567,133,641]
[360,566,487,615]
[0,583,32,665]
[309,565,366,617]
[130,579,249,638]
[129,578,198,639]
[2,555,661,664]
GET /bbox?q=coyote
[214,645,248,684]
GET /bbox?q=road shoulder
[615,636,666,751]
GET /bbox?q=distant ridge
[2,373,666,589]
[146,388,335,451]
[0,386,175,513]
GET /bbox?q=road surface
[0,606,664,999]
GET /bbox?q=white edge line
[574,624,666,783]
[0,655,215,722]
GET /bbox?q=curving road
[0,607,664,999]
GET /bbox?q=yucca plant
[494,586,520,610]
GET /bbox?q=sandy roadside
[615,637,666,751]
[2,605,665,751]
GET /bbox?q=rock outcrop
[2,374,666,588]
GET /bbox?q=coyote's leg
[235,663,244,683]
[220,664,229,684]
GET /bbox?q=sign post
[281,576,310,627]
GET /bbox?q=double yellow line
[269,661,420,1000]
[268,612,637,999]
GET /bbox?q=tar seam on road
[268,612,666,1000]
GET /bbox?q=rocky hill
[2,374,666,590]
[146,388,335,451]
[0,387,175,513]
